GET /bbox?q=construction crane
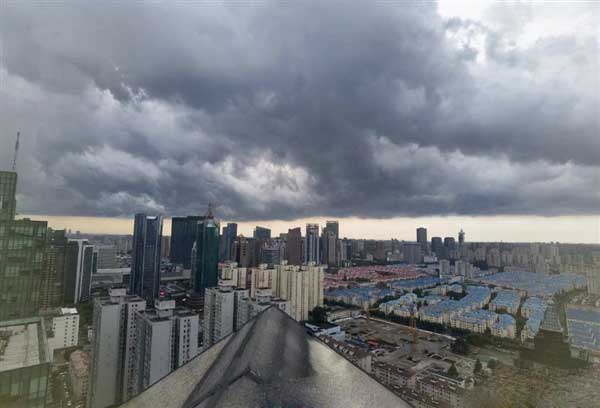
[12,132,20,171]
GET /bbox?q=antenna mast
[12,132,20,171]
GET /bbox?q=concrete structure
[220,262,247,289]
[69,350,90,403]
[46,307,80,356]
[88,289,146,408]
[0,317,51,408]
[134,300,199,394]
[203,284,235,349]
[64,239,95,304]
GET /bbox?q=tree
[474,358,482,374]
[487,358,497,369]
[451,337,470,355]
[447,363,459,378]
[309,306,328,324]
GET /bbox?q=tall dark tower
[193,205,220,296]
[458,229,465,245]
[416,227,428,253]
[130,214,163,306]
[170,215,205,268]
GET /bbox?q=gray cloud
[0,1,598,220]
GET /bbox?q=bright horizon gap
[20,214,600,244]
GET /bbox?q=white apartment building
[221,262,248,289]
[47,307,80,356]
[250,262,324,321]
[134,300,199,395]
[203,284,235,349]
[88,289,146,408]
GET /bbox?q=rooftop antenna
[206,201,214,218]
[12,132,20,171]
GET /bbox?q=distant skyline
[2,1,599,238]
[24,214,600,244]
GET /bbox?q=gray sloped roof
[123,306,410,408]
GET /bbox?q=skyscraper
[458,229,465,245]
[322,221,339,266]
[431,236,445,259]
[416,227,428,253]
[64,239,95,304]
[192,207,220,296]
[39,229,69,310]
[219,222,237,262]
[304,223,320,264]
[130,214,163,307]
[170,216,204,268]
[253,226,271,240]
[0,171,49,320]
[88,289,146,408]
[286,227,303,265]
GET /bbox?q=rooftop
[122,307,410,408]
[0,317,50,372]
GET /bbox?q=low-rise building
[0,317,51,408]
[69,349,90,402]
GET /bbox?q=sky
[1,1,599,242]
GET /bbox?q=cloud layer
[0,1,598,219]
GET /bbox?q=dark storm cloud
[0,1,598,220]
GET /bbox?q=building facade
[88,289,146,408]
[130,214,163,307]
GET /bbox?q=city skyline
[23,213,600,244]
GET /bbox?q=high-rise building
[253,226,271,240]
[0,317,51,408]
[130,214,163,307]
[170,216,204,268]
[416,227,428,253]
[321,221,339,266]
[160,236,171,259]
[402,243,422,264]
[431,237,445,259]
[458,229,465,245]
[133,300,199,395]
[232,236,253,267]
[444,237,456,251]
[220,262,248,289]
[44,307,80,356]
[219,222,237,262]
[286,227,303,265]
[0,175,50,321]
[39,229,69,310]
[304,224,320,264]
[88,289,146,408]
[261,239,285,267]
[192,208,220,296]
[64,239,95,304]
[96,245,119,269]
[250,262,324,321]
[203,283,235,348]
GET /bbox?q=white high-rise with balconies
[88,289,146,408]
